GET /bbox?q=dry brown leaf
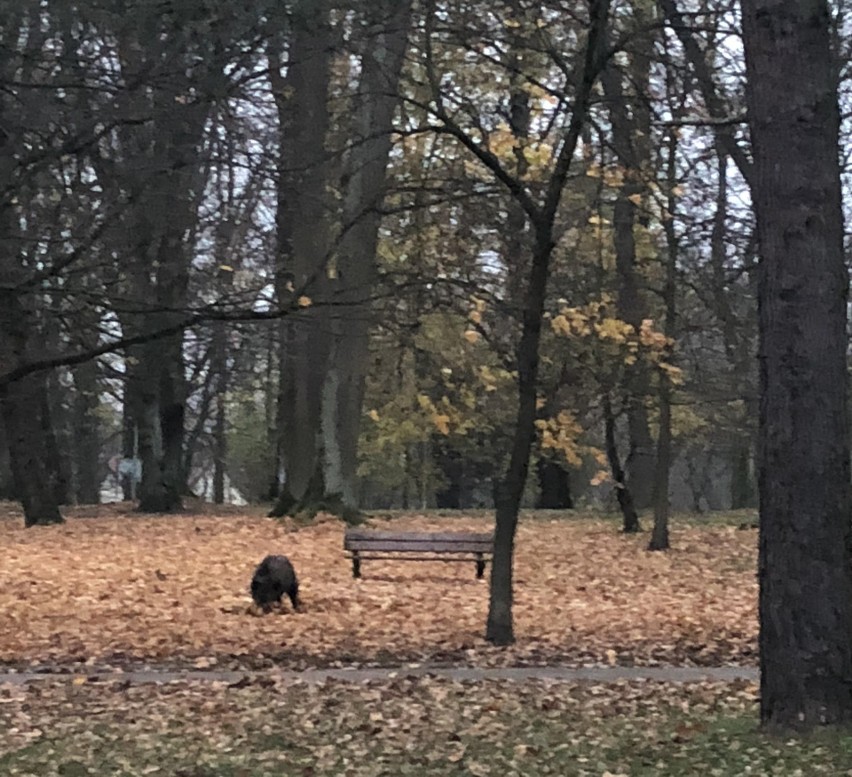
[0,503,758,671]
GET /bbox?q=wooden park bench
[343,528,495,579]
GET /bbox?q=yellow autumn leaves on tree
[535,410,610,485]
[550,297,682,382]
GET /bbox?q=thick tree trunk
[0,8,61,526]
[321,0,412,510]
[535,458,573,509]
[0,278,63,525]
[1,376,63,526]
[0,419,14,500]
[435,442,463,509]
[32,375,70,506]
[130,340,183,513]
[268,0,334,515]
[742,0,852,729]
[132,351,174,513]
[72,360,101,504]
[602,23,655,510]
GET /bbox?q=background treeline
[0,0,848,526]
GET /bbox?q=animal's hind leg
[288,581,301,611]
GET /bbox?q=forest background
[5,0,836,523]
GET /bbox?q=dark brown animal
[250,555,301,613]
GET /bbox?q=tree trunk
[603,393,640,533]
[321,0,412,511]
[0,7,61,526]
[211,318,228,505]
[486,233,555,645]
[742,0,852,729]
[484,0,610,645]
[132,347,179,513]
[268,0,334,515]
[0,418,14,500]
[0,271,63,525]
[121,381,138,501]
[40,376,72,506]
[72,360,101,504]
[535,458,573,509]
[435,441,463,509]
[601,19,655,510]
[1,375,63,527]
[648,125,680,552]
[730,443,756,509]
[100,9,211,514]
[648,378,672,550]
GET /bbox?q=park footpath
[0,664,758,686]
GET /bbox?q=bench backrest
[344,529,494,554]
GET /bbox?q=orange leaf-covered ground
[0,503,758,671]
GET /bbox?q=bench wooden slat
[346,554,486,563]
[343,528,494,579]
[345,530,493,543]
[345,540,493,553]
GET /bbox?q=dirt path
[0,664,758,686]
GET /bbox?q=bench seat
[343,528,494,578]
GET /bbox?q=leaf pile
[0,503,758,670]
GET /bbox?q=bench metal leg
[352,553,361,579]
[476,554,485,579]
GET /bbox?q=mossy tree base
[268,466,364,525]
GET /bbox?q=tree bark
[72,360,101,504]
[40,375,72,506]
[1,374,64,527]
[535,458,573,509]
[268,0,334,515]
[601,15,656,510]
[482,0,611,645]
[742,0,852,729]
[0,216,63,525]
[648,130,679,552]
[0,27,62,525]
[121,380,138,501]
[435,441,464,509]
[603,392,640,533]
[488,235,552,644]
[0,418,14,500]
[90,6,215,513]
[322,0,412,510]
[730,444,756,509]
[211,318,228,505]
